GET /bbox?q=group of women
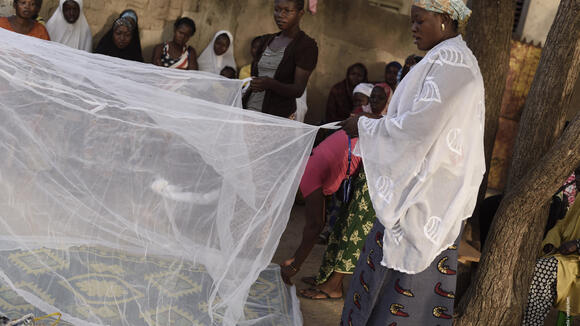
[0,0,238,76]
[1,0,317,119]
[10,0,567,325]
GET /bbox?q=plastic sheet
[0,29,318,325]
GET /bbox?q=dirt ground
[272,205,346,326]
[272,204,578,326]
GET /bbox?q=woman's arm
[151,44,163,66]
[558,239,580,255]
[187,47,198,70]
[250,66,312,98]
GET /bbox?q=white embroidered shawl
[356,35,486,274]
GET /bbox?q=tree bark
[463,0,515,244]
[464,0,514,183]
[455,0,580,325]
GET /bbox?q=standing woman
[243,0,318,119]
[0,0,50,40]
[94,17,142,62]
[152,17,198,70]
[46,0,92,51]
[339,1,485,325]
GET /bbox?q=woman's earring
[441,23,446,31]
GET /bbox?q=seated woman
[46,0,92,51]
[0,0,50,40]
[325,63,368,123]
[152,17,197,70]
[94,17,142,62]
[522,200,580,325]
[118,9,143,61]
[298,86,390,300]
[243,0,318,119]
[350,83,374,116]
[382,61,402,92]
[198,30,237,75]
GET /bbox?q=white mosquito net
[0,29,320,326]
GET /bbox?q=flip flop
[298,288,343,300]
[300,276,318,286]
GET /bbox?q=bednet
[0,29,321,325]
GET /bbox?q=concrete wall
[1,0,418,123]
[520,0,560,46]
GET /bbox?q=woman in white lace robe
[339,1,485,324]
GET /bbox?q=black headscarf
[94,14,143,62]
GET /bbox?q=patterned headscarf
[113,17,135,32]
[413,0,472,25]
[120,10,138,24]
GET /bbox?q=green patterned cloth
[316,169,376,283]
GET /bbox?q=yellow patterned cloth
[413,0,472,25]
[541,201,580,315]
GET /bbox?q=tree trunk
[463,0,514,244]
[455,0,580,325]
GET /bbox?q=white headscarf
[46,0,92,52]
[352,83,374,97]
[353,83,374,113]
[198,30,237,75]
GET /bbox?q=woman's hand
[250,77,274,92]
[340,115,361,138]
[543,243,556,255]
[558,240,578,255]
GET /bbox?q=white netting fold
[0,29,316,325]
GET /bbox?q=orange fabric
[0,17,50,40]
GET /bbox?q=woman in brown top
[243,0,318,119]
[325,63,368,123]
[0,0,50,40]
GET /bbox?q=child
[239,36,262,80]
[350,83,374,115]
[220,66,237,79]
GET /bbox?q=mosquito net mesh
[0,29,320,326]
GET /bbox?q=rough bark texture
[463,0,515,244]
[455,0,580,325]
[464,0,514,186]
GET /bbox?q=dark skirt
[341,220,460,326]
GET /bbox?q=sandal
[300,276,318,286]
[298,287,343,300]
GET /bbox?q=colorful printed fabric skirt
[341,220,461,326]
[317,169,376,283]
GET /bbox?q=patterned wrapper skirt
[317,169,376,283]
[341,220,461,326]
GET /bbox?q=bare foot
[280,258,299,285]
